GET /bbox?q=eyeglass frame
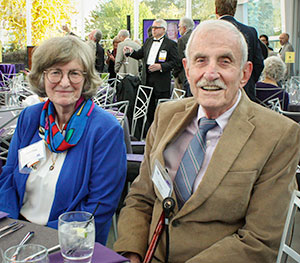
[152,26,164,30]
[43,69,87,84]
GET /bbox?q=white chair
[269,98,300,123]
[277,190,300,263]
[101,100,129,128]
[0,107,24,163]
[131,85,153,141]
[171,87,186,99]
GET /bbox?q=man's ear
[240,61,253,88]
[183,58,189,79]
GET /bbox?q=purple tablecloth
[49,242,129,263]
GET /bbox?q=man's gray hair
[118,29,130,39]
[154,19,167,31]
[262,56,286,82]
[185,20,248,68]
[180,17,195,31]
[94,30,102,42]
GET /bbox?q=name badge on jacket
[18,140,46,173]
[158,50,167,62]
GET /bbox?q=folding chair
[277,190,300,263]
[255,85,289,111]
[130,85,153,141]
[0,107,24,164]
[269,98,300,123]
[101,100,129,128]
[171,87,186,99]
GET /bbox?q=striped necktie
[174,117,217,208]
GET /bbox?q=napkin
[0,211,8,219]
[49,242,129,263]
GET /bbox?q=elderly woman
[0,36,127,244]
[256,55,289,110]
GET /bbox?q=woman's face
[44,60,85,111]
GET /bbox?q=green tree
[85,0,153,45]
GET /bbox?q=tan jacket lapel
[176,92,256,217]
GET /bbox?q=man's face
[152,21,165,39]
[183,29,252,119]
[279,34,288,46]
[260,36,267,46]
[178,22,186,36]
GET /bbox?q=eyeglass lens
[46,69,85,84]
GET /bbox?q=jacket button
[172,219,180,227]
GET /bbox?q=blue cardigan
[0,102,127,244]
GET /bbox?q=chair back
[131,85,153,140]
[255,84,288,110]
[100,72,110,87]
[171,88,186,100]
[269,98,300,123]
[286,76,300,105]
[101,100,129,128]
[277,190,300,263]
[0,107,24,163]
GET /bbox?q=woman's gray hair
[28,35,102,99]
[185,20,248,69]
[262,56,287,82]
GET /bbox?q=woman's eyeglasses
[44,69,86,84]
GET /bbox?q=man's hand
[148,63,162,72]
[123,252,142,263]
[123,46,133,55]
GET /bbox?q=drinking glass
[3,244,48,263]
[124,47,131,65]
[58,211,95,263]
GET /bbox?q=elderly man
[173,17,195,94]
[114,30,141,76]
[114,20,300,263]
[215,0,264,102]
[279,32,294,79]
[124,18,178,126]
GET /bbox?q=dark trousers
[147,91,170,125]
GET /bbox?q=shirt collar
[153,35,165,42]
[197,89,242,132]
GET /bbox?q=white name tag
[18,140,46,173]
[152,159,173,199]
[158,50,167,62]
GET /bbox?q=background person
[215,0,264,102]
[124,19,178,128]
[173,17,195,94]
[115,30,141,76]
[279,32,294,80]
[89,29,105,73]
[256,56,289,110]
[0,35,127,244]
[106,36,121,80]
[114,20,300,263]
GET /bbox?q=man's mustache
[196,79,227,90]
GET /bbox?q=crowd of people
[0,0,299,262]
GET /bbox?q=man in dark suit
[124,19,178,125]
[215,0,264,102]
[173,17,195,95]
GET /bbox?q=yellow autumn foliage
[0,0,78,51]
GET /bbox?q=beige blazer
[114,38,140,76]
[114,91,300,263]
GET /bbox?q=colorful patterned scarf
[39,96,95,153]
